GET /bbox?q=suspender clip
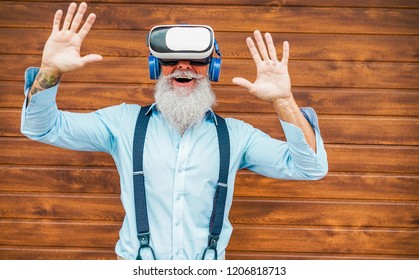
[136,232,156,260]
[201,234,219,260]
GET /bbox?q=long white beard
[154,71,216,134]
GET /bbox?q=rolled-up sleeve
[240,107,328,180]
[20,67,117,153]
[21,68,60,138]
[279,107,328,179]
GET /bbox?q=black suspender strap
[133,106,230,260]
[202,114,230,260]
[133,105,156,260]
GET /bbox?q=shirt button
[178,169,183,173]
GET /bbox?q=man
[21,2,328,260]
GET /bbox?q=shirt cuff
[278,107,324,157]
[279,107,321,140]
[21,67,60,137]
[24,67,60,112]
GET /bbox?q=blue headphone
[148,40,222,82]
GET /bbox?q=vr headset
[147,25,222,82]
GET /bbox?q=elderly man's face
[154,60,215,134]
[161,61,208,91]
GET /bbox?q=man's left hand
[232,30,292,103]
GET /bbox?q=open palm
[42,2,102,74]
[233,31,292,103]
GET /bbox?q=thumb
[80,54,103,66]
[232,77,253,91]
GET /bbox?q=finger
[254,30,269,61]
[232,77,254,92]
[70,2,88,32]
[281,41,290,66]
[264,32,278,61]
[52,9,63,33]
[246,37,262,64]
[62,2,77,31]
[80,54,103,66]
[77,13,97,41]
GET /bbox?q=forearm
[21,67,114,153]
[27,65,62,103]
[272,94,316,152]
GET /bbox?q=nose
[176,60,192,70]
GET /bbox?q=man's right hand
[43,2,102,75]
[28,2,102,98]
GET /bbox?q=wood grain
[0,246,116,260]
[0,193,124,221]
[2,55,419,88]
[1,138,418,173]
[234,172,419,201]
[1,3,418,35]
[1,246,417,260]
[228,225,419,255]
[1,193,417,228]
[0,220,120,247]
[2,28,418,63]
[2,82,418,117]
[1,220,417,256]
[1,167,418,201]
[0,0,418,260]
[5,109,419,145]
[229,199,419,228]
[226,251,419,260]
[16,0,419,8]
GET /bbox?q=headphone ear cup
[209,57,222,82]
[148,55,160,80]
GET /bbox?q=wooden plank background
[0,0,418,260]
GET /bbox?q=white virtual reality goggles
[147,24,222,81]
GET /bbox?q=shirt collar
[205,108,218,125]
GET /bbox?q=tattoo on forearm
[29,71,61,96]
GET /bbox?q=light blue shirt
[21,67,328,260]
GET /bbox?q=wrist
[28,64,62,98]
[37,63,63,89]
[271,94,300,119]
[271,94,294,108]
[40,63,63,80]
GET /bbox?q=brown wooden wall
[0,0,418,260]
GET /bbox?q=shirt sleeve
[240,107,328,180]
[20,67,120,154]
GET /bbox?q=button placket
[171,131,191,259]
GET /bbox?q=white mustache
[168,70,202,80]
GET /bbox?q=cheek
[161,65,177,76]
[195,65,208,76]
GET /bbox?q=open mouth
[174,77,194,83]
[170,70,201,88]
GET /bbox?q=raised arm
[232,30,316,152]
[28,2,102,100]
